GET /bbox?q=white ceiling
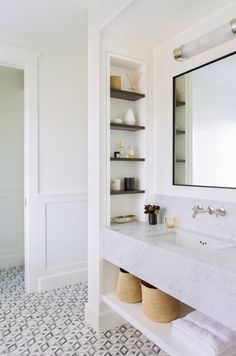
[0,0,94,49]
[0,0,234,50]
[104,0,235,48]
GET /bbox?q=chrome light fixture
[173,19,236,61]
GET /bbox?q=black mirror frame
[172,50,236,190]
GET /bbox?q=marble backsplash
[154,194,236,241]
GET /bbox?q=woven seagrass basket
[141,281,180,322]
[117,268,142,303]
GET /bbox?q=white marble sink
[104,221,236,331]
[154,230,233,253]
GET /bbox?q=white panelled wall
[0,67,24,268]
[39,49,88,194]
[36,48,88,290]
[0,44,88,289]
[37,193,87,291]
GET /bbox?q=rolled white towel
[222,345,236,356]
[172,318,235,355]
[185,311,236,346]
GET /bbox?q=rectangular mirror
[173,51,236,189]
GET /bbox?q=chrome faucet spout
[192,204,205,218]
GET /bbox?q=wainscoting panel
[0,191,24,268]
[46,200,87,269]
[37,193,88,291]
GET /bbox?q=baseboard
[0,254,24,269]
[38,267,88,291]
[85,302,125,332]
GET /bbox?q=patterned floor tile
[0,266,169,355]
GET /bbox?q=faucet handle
[207,206,215,215]
[215,207,226,217]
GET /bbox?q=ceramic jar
[111,179,121,191]
[124,109,136,125]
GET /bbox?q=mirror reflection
[173,52,236,188]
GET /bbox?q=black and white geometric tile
[0,266,168,355]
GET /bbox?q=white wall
[87,25,153,330]
[0,39,88,288]
[156,194,236,241]
[37,47,88,289]
[39,49,88,194]
[0,67,24,268]
[154,1,236,202]
[86,0,135,331]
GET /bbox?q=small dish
[113,214,135,223]
[111,118,123,124]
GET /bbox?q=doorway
[0,66,25,283]
[0,43,39,293]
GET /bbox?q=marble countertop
[108,221,236,273]
[103,221,236,330]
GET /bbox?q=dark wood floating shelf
[176,100,185,107]
[111,190,145,195]
[110,123,145,132]
[176,159,186,163]
[110,157,145,162]
[110,88,145,101]
[176,130,185,135]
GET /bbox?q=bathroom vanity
[102,221,236,356]
[86,3,236,353]
[99,53,236,356]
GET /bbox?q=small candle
[164,217,176,228]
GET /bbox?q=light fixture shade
[174,19,236,61]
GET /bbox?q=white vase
[124,109,136,125]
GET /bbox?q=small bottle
[127,146,135,158]
[119,141,125,157]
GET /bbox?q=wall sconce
[173,19,236,61]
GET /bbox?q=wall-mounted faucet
[192,204,205,218]
[192,204,226,218]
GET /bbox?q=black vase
[149,213,157,225]
[124,177,135,191]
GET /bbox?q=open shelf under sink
[102,292,196,356]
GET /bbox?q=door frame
[0,43,40,292]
